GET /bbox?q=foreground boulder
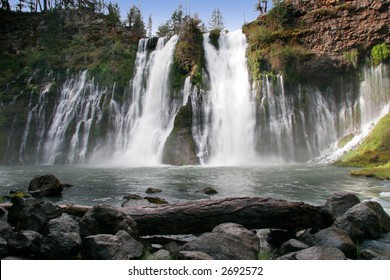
[180,223,259,260]
[7,197,63,231]
[359,233,390,260]
[324,192,361,218]
[79,205,138,238]
[39,213,82,259]
[81,230,144,260]
[300,226,356,258]
[28,174,64,197]
[335,201,390,242]
[278,246,346,260]
[7,230,42,258]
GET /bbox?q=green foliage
[336,113,390,169]
[173,18,204,88]
[127,5,146,37]
[41,9,64,49]
[107,2,121,27]
[343,49,359,68]
[265,0,294,28]
[337,133,355,148]
[371,43,390,66]
[209,8,224,31]
[209,29,221,50]
[269,44,311,81]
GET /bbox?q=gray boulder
[278,246,346,260]
[7,197,63,231]
[212,223,259,252]
[28,174,64,197]
[0,220,14,241]
[304,226,356,258]
[7,230,42,257]
[39,213,81,259]
[280,239,309,254]
[324,192,361,218]
[79,205,137,238]
[81,230,144,260]
[335,201,390,242]
[180,230,258,260]
[0,237,8,258]
[359,233,390,260]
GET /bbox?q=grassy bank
[336,113,390,180]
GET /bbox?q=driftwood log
[121,197,333,236]
[1,197,333,236]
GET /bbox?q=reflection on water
[0,164,389,213]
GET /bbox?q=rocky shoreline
[0,175,390,260]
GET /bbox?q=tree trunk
[121,197,333,236]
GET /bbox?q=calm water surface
[1,164,389,213]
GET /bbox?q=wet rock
[149,249,171,260]
[145,188,162,194]
[212,223,259,252]
[335,201,390,242]
[7,197,63,231]
[180,230,258,260]
[324,192,361,218]
[28,174,64,197]
[0,237,8,258]
[307,226,356,258]
[280,239,309,254]
[178,251,214,260]
[359,233,390,260]
[278,246,346,260]
[144,197,169,204]
[79,205,138,238]
[7,230,42,257]
[0,220,14,241]
[39,213,81,259]
[196,187,218,195]
[124,194,143,200]
[164,241,182,255]
[81,230,144,260]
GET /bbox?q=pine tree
[127,4,146,37]
[209,8,224,31]
[147,15,153,38]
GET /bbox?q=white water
[202,30,256,165]
[109,36,180,166]
[43,71,105,164]
[15,34,390,166]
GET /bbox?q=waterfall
[109,36,180,166]
[13,33,390,166]
[202,30,256,165]
[43,71,105,164]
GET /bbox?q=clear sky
[118,0,273,33]
[8,0,273,34]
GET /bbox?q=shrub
[371,43,390,66]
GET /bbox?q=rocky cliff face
[290,0,389,67]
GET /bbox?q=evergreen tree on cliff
[209,8,224,31]
[127,4,146,37]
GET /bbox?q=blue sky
[117,0,272,33]
[9,0,273,34]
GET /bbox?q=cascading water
[201,30,257,165]
[108,36,180,166]
[14,32,390,166]
[43,71,105,164]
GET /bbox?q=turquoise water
[1,164,389,213]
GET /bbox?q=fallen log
[121,197,333,236]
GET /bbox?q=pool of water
[1,164,389,213]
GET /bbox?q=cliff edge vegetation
[336,113,390,180]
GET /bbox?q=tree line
[1,1,110,12]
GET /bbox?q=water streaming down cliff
[15,32,390,166]
[192,31,257,165]
[104,36,181,166]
